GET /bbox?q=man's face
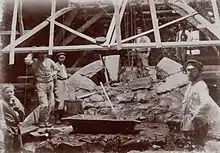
[3,87,15,101]
[186,64,200,81]
[137,28,142,34]
[58,55,66,63]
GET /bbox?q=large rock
[67,73,97,92]
[103,55,120,82]
[76,60,103,78]
[116,91,135,103]
[157,57,182,75]
[89,94,104,102]
[156,72,188,93]
[128,77,152,90]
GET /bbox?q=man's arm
[13,97,25,121]
[192,85,211,120]
[0,102,7,133]
[49,59,60,76]
[24,53,34,65]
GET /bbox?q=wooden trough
[62,114,141,134]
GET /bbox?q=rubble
[22,57,194,152]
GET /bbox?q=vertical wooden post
[149,0,162,48]
[114,0,122,50]
[49,0,56,55]
[211,0,220,26]
[18,0,24,36]
[110,0,128,44]
[104,0,123,46]
[9,0,19,65]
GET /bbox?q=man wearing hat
[180,60,220,146]
[54,52,69,124]
[133,26,151,77]
[24,52,60,127]
[0,84,25,153]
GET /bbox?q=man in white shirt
[180,60,220,146]
[54,52,69,124]
[175,24,192,64]
[24,52,59,128]
[133,27,151,77]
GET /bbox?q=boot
[55,111,62,125]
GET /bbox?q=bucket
[64,100,84,116]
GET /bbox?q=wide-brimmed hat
[185,59,203,71]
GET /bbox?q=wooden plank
[18,0,24,36]
[54,20,96,43]
[2,7,74,52]
[48,0,56,55]
[110,0,128,45]
[104,0,123,46]
[113,0,122,50]
[62,10,105,45]
[55,9,78,45]
[120,12,197,44]
[211,0,220,26]
[4,40,220,53]
[149,0,162,48]
[9,0,19,65]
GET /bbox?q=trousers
[36,81,55,123]
[54,79,68,110]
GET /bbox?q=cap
[56,52,66,58]
[185,59,203,71]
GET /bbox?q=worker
[0,84,25,153]
[180,60,220,146]
[24,52,59,128]
[175,23,192,64]
[133,26,151,77]
[54,52,69,125]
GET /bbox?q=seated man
[0,84,25,153]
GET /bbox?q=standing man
[180,60,220,146]
[24,52,59,128]
[175,23,192,64]
[0,84,25,153]
[133,27,151,77]
[54,52,69,124]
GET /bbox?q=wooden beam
[211,0,220,26]
[149,0,162,47]
[9,0,19,65]
[113,0,122,50]
[18,0,24,36]
[53,20,96,44]
[104,0,123,46]
[48,0,56,55]
[120,12,197,44]
[110,0,128,45]
[2,7,74,52]
[4,41,220,53]
[55,9,78,45]
[62,10,106,45]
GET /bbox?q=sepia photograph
[0,0,220,152]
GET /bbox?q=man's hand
[25,53,34,65]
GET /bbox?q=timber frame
[1,0,220,64]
